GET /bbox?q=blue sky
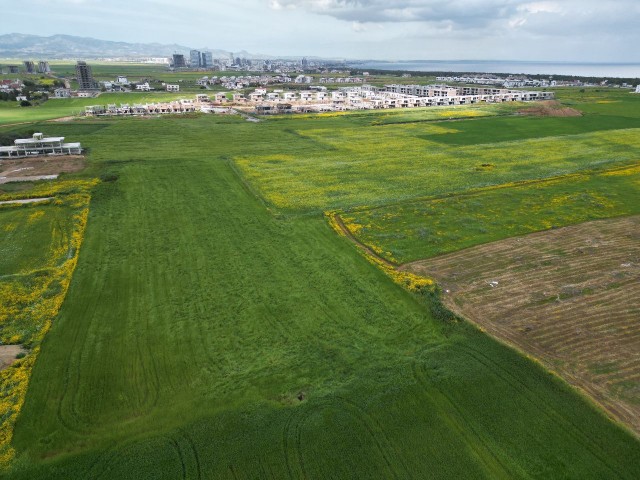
[6,0,640,61]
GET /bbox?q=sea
[355,61,640,79]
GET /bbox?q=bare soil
[0,345,25,370]
[403,215,640,436]
[519,100,583,117]
[0,155,85,181]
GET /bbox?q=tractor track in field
[410,360,513,479]
[168,436,188,480]
[335,396,409,480]
[282,406,310,479]
[331,213,397,268]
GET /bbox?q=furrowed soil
[403,215,640,435]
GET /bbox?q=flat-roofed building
[38,61,51,74]
[172,54,186,68]
[23,61,35,74]
[190,50,201,68]
[0,132,82,158]
[201,52,213,68]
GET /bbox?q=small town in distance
[1,51,638,117]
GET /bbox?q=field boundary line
[341,159,640,215]
[331,212,398,268]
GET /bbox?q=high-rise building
[75,61,97,90]
[190,50,201,68]
[8,65,20,74]
[301,57,309,70]
[201,51,213,68]
[172,54,186,68]
[24,61,35,74]
[38,61,51,74]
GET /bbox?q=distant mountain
[0,33,239,59]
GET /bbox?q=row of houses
[0,133,82,159]
[83,95,217,116]
[242,84,554,113]
[384,84,554,101]
[133,82,180,92]
[318,77,364,84]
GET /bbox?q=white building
[635,85,640,93]
[116,76,128,84]
[136,82,151,91]
[166,84,180,92]
[53,88,71,98]
[0,133,82,158]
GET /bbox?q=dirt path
[333,213,397,268]
[0,197,53,205]
[0,345,25,370]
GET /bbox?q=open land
[0,155,84,184]
[0,79,639,478]
[403,215,640,434]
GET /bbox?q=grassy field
[234,110,640,211]
[340,163,640,263]
[404,215,640,435]
[0,86,639,477]
[0,180,95,463]
[0,92,189,125]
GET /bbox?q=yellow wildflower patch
[0,180,95,467]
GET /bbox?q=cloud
[266,0,640,52]
[268,1,522,26]
[267,0,639,33]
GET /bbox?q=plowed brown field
[403,215,640,435]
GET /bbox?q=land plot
[342,162,640,263]
[404,215,640,435]
[8,116,640,478]
[235,124,640,211]
[421,113,640,146]
[0,155,84,183]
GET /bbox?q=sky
[6,0,640,62]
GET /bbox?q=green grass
[424,114,640,146]
[0,203,73,276]
[555,88,640,118]
[0,92,189,125]
[234,118,640,211]
[1,86,640,477]
[341,163,640,263]
[3,116,639,478]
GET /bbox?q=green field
[0,92,189,125]
[1,87,640,478]
[234,118,640,211]
[340,163,640,263]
